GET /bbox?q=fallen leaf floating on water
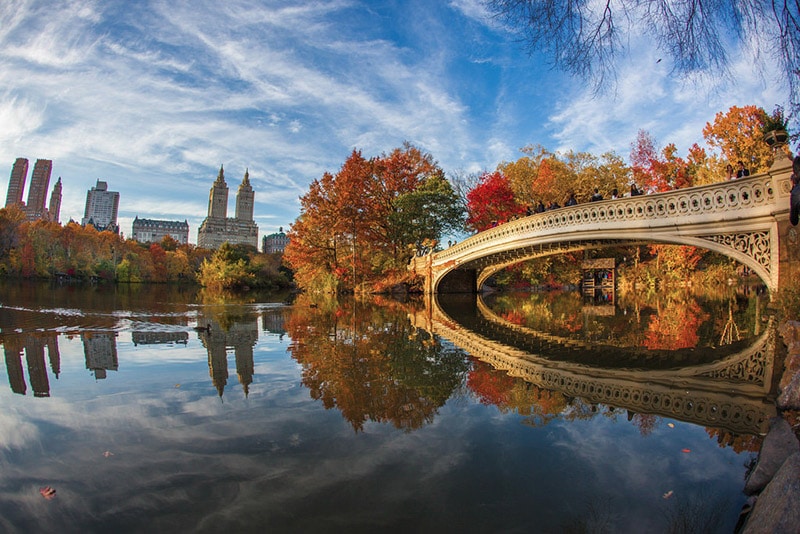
[174,384,181,388]
[103,451,114,457]
[662,490,673,499]
[39,486,56,499]
[667,423,675,428]
[681,448,691,453]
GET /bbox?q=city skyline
[0,1,787,244]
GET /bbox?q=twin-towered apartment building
[4,158,288,252]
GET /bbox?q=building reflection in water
[132,331,189,346]
[81,332,119,380]
[261,308,286,340]
[1,312,269,398]
[2,332,61,397]
[199,315,259,397]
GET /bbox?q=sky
[0,0,787,245]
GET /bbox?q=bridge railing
[433,173,782,264]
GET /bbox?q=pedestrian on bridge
[737,161,750,178]
[564,192,578,206]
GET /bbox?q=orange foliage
[643,298,709,350]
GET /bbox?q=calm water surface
[0,282,776,533]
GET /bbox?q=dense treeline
[0,205,291,290]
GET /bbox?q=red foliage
[465,171,526,232]
[466,358,515,406]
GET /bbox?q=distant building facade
[197,166,258,249]
[82,180,120,232]
[5,158,28,207]
[262,227,289,254]
[48,178,62,223]
[132,217,189,245]
[25,159,52,221]
[4,158,62,223]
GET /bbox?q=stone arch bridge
[409,157,797,294]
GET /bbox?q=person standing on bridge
[590,188,603,201]
[725,164,736,181]
[564,192,578,206]
[791,156,800,226]
[737,161,750,178]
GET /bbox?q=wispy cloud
[0,0,782,241]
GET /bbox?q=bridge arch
[409,157,796,294]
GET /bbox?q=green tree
[390,171,464,256]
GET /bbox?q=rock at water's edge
[744,417,800,495]
[741,452,800,533]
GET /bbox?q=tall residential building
[82,180,120,232]
[209,165,228,219]
[197,165,259,249]
[5,158,28,208]
[132,217,189,244]
[48,177,62,223]
[235,169,254,221]
[25,159,52,221]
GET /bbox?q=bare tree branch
[485,0,800,129]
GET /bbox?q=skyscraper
[208,165,228,219]
[5,158,28,208]
[25,159,52,220]
[197,166,258,249]
[235,169,254,221]
[82,180,120,232]
[48,177,62,223]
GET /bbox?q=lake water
[0,282,777,533]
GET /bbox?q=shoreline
[737,320,800,532]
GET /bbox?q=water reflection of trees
[486,283,764,350]
[465,356,762,452]
[285,295,470,432]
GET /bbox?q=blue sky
[0,0,786,244]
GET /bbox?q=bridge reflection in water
[410,294,778,436]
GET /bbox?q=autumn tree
[686,143,715,186]
[499,145,629,206]
[0,206,25,268]
[285,144,458,293]
[702,105,775,175]
[630,130,662,192]
[465,171,527,232]
[498,144,550,205]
